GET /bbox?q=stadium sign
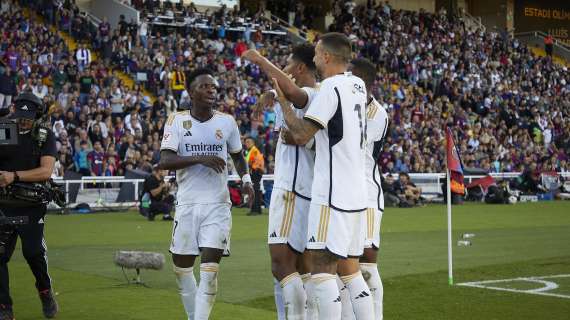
[515,0,570,46]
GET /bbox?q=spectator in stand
[74,141,91,176]
[170,65,186,104]
[544,34,554,57]
[78,68,95,105]
[99,17,111,39]
[0,67,16,108]
[88,141,106,176]
[75,43,91,72]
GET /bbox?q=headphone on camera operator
[0,91,52,148]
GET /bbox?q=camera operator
[0,93,58,319]
[142,165,174,221]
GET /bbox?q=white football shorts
[170,203,231,256]
[306,203,364,258]
[268,188,311,253]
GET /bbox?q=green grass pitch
[8,202,570,319]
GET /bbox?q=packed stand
[11,0,295,180]
[1,1,160,179]
[329,0,570,175]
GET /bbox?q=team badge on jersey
[183,120,193,130]
[215,129,223,140]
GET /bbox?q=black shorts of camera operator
[142,166,174,221]
[0,93,59,318]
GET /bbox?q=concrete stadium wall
[467,0,508,30]
[89,0,140,28]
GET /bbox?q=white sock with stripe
[360,263,383,320]
[195,263,219,320]
[337,275,355,320]
[302,274,317,320]
[174,266,197,320]
[311,273,341,320]
[341,272,375,320]
[274,277,286,320]
[280,272,307,320]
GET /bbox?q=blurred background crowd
[1,0,568,184]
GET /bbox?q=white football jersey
[304,73,368,212]
[365,96,389,209]
[273,87,318,199]
[160,110,242,205]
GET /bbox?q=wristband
[268,89,277,97]
[241,174,252,184]
[13,171,20,183]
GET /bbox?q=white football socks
[341,272,375,320]
[274,277,286,320]
[195,263,219,320]
[280,272,307,320]
[302,274,317,320]
[360,263,383,320]
[311,273,341,320]
[174,266,197,320]
[337,275,355,320]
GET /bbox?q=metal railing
[462,11,486,33]
[264,12,308,44]
[514,31,570,62]
[51,172,570,209]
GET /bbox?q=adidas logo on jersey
[270,231,277,238]
[308,236,316,242]
[184,131,192,137]
[355,291,370,299]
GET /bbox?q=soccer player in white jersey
[243,44,318,320]
[351,58,390,320]
[272,33,375,320]
[158,68,254,320]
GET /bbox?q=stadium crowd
[329,0,570,174]
[1,0,569,185]
[1,0,290,179]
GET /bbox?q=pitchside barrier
[51,172,570,210]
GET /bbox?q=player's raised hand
[197,155,226,173]
[286,73,297,84]
[241,49,263,64]
[253,91,276,114]
[242,181,254,208]
[272,78,286,99]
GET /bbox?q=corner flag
[445,126,465,286]
[446,127,465,195]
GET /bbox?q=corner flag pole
[446,169,453,285]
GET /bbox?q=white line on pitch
[457,274,570,300]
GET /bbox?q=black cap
[13,92,43,120]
